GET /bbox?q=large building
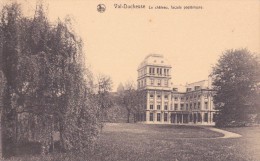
[137,54,217,125]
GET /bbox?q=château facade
[137,54,217,125]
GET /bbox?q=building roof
[172,79,212,93]
[138,54,171,70]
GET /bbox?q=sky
[1,0,260,91]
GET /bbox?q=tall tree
[0,3,22,157]
[117,81,137,123]
[0,2,101,156]
[96,74,113,130]
[212,49,260,127]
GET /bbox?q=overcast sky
[1,0,260,91]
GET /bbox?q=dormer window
[186,88,192,92]
[195,86,201,90]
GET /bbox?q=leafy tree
[116,81,145,123]
[0,2,101,156]
[212,49,260,127]
[132,90,146,122]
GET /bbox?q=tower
[137,54,172,123]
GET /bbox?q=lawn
[5,123,260,161]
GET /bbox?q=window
[194,103,197,109]
[205,102,208,109]
[150,104,154,110]
[158,80,161,86]
[150,68,155,75]
[150,94,154,98]
[187,88,192,92]
[157,105,161,110]
[174,104,178,110]
[164,95,168,99]
[157,68,159,74]
[157,95,161,99]
[186,104,189,110]
[174,97,178,101]
[157,113,161,121]
[164,79,168,86]
[181,97,184,101]
[190,103,192,109]
[164,113,168,121]
[204,113,208,122]
[180,104,184,110]
[198,102,201,109]
[150,113,153,121]
[164,69,166,76]
[151,79,154,85]
[195,86,200,90]
[164,103,168,110]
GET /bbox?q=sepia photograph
[0,0,259,160]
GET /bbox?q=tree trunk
[127,109,130,123]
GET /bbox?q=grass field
[5,123,260,161]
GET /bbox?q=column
[196,113,198,124]
[162,91,165,111]
[175,113,177,124]
[181,114,184,124]
[154,91,156,111]
[168,112,171,124]
[161,112,164,123]
[192,112,194,124]
[209,112,212,123]
[146,111,150,122]
[146,91,149,110]
[201,112,204,124]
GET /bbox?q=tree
[132,90,146,122]
[212,49,260,127]
[96,74,113,130]
[116,81,144,123]
[0,2,101,156]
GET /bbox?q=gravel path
[207,127,242,138]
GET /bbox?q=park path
[206,127,242,139]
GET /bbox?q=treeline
[0,3,106,157]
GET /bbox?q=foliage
[0,2,101,157]
[212,49,260,127]
[96,74,113,130]
[116,81,145,123]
